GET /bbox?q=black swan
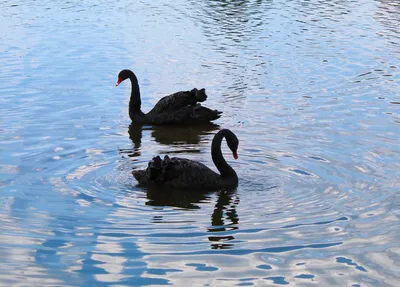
[116,69,222,124]
[133,129,239,190]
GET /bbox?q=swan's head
[224,129,239,160]
[116,69,134,86]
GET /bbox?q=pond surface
[1,0,399,286]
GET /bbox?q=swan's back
[133,155,220,189]
[147,104,221,125]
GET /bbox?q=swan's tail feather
[192,104,222,121]
[148,156,162,180]
[132,169,149,185]
[213,110,222,120]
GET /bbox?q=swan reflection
[149,123,219,146]
[121,123,219,159]
[145,186,211,209]
[208,189,239,250]
[131,123,220,145]
[145,187,239,249]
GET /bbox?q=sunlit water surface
[1,0,399,286]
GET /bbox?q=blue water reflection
[1,0,399,286]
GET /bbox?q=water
[1,0,399,285]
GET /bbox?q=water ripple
[1,0,399,286]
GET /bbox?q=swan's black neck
[127,71,142,117]
[211,130,237,178]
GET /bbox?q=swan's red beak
[116,77,122,86]
[233,152,238,160]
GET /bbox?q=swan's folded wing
[147,156,164,180]
[159,157,218,188]
[148,88,207,115]
[148,104,222,125]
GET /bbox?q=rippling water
[1,0,399,286]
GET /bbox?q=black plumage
[116,69,222,124]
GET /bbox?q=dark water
[1,0,399,286]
